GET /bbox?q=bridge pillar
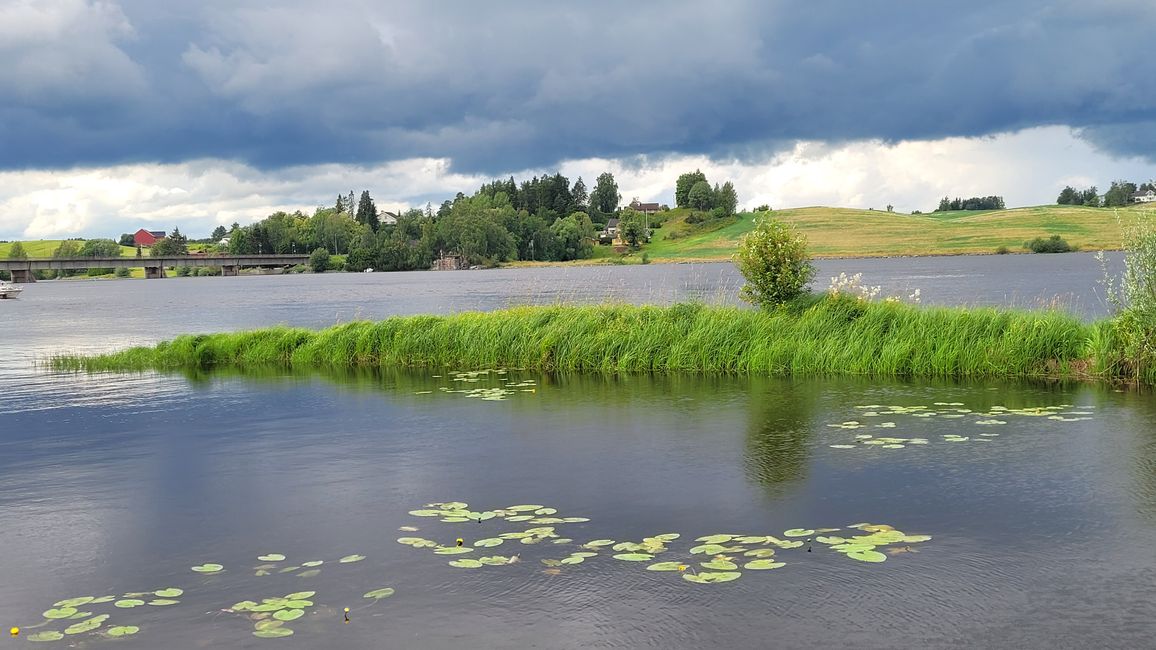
[145,266,166,279]
[10,268,35,283]
[222,265,238,276]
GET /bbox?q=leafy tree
[1104,180,1138,207]
[1081,187,1100,207]
[1026,235,1073,253]
[211,225,228,241]
[152,227,189,256]
[735,218,815,308]
[308,247,331,273]
[118,233,135,246]
[7,241,27,260]
[1057,186,1080,205]
[549,212,595,260]
[590,172,620,214]
[356,190,379,231]
[718,181,738,216]
[675,170,708,208]
[79,239,122,258]
[688,180,714,210]
[618,209,646,248]
[52,240,83,277]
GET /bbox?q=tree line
[1057,180,1155,207]
[935,196,1006,212]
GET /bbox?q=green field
[642,205,1151,261]
[0,240,140,258]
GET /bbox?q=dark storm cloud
[2,0,1155,174]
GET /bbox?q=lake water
[2,255,1154,649]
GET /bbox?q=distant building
[379,210,399,226]
[1132,189,1156,203]
[134,229,166,246]
[628,200,661,215]
[604,218,620,236]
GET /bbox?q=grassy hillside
[643,205,1150,261]
[0,240,140,258]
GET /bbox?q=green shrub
[1026,235,1073,253]
[0,270,10,281]
[175,266,192,277]
[641,252,650,265]
[309,247,331,273]
[995,245,1010,255]
[735,218,815,308]
[114,267,131,278]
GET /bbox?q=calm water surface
[2,257,1154,649]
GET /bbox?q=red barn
[134,229,167,246]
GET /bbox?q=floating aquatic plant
[191,563,224,574]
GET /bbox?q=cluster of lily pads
[413,370,537,401]
[190,551,367,580]
[227,590,317,639]
[397,501,931,587]
[827,402,1096,450]
[23,587,184,642]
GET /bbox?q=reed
[51,296,1131,382]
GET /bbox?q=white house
[1132,189,1156,203]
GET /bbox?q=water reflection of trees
[743,377,816,492]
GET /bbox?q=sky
[1,0,1154,240]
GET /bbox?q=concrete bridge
[0,254,310,282]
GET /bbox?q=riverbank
[48,297,1152,384]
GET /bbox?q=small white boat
[0,280,23,299]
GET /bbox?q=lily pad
[273,609,304,622]
[191,563,224,573]
[695,534,734,544]
[106,626,140,637]
[506,515,534,522]
[43,607,78,619]
[65,617,105,635]
[154,588,183,598]
[744,559,786,570]
[434,547,474,555]
[682,571,742,584]
[284,600,312,609]
[561,517,591,523]
[448,559,484,568]
[701,559,738,571]
[149,599,180,606]
[783,529,815,537]
[559,556,585,565]
[689,544,727,555]
[114,599,146,608]
[847,549,888,563]
[815,536,846,545]
[653,533,681,541]
[28,631,65,642]
[506,505,544,512]
[296,569,321,578]
[301,560,324,567]
[285,591,315,600]
[902,534,932,543]
[363,588,395,599]
[338,555,366,563]
[257,554,286,562]
[231,600,258,611]
[408,509,444,517]
[743,548,776,558]
[646,562,685,571]
[612,553,654,561]
[253,627,294,638]
[474,538,504,547]
[53,597,94,608]
[829,444,856,449]
[584,539,615,547]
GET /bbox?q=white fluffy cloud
[1,126,1152,240]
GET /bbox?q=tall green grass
[52,296,1122,381]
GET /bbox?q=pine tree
[356,190,379,231]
